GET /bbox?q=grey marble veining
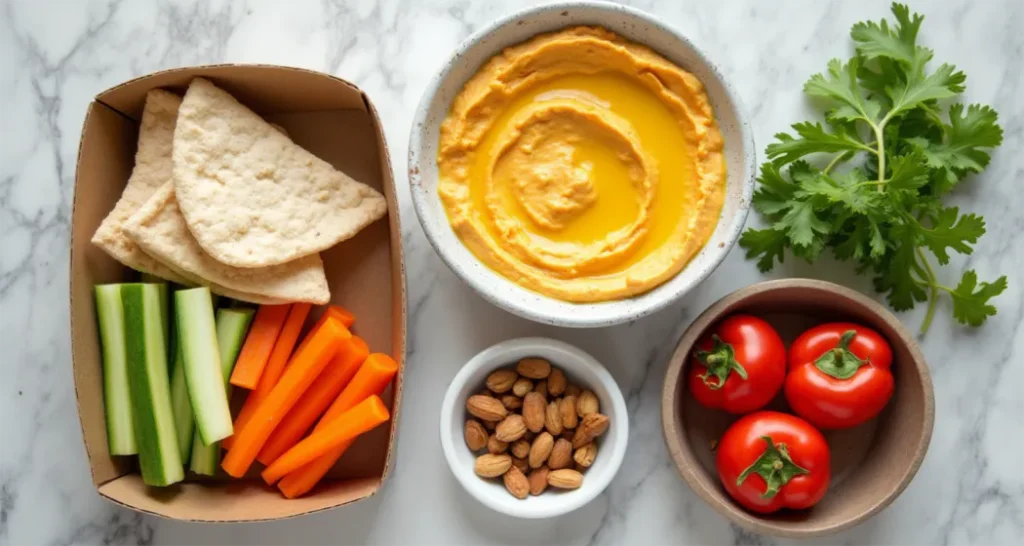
[1,0,1022,544]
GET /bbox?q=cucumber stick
[121,283,184,486]
[175,288,233,445]
[139,274,171,359]
[169,347,194,462]
[190,308,254,475]
[94,285,137,455]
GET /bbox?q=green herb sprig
[740,3,1007,335]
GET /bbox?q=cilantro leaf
[833,217,888,262]
[887,152,930,192]
[751,163,798,217]
[948,271,1007,327]
[873,240,927,311]
[912,104,1003,192]
[885,62,966,118]
[767,122,871,165]
[851,2,922,64]
[805,58,883,124]
[773,199,832,249]
[739,228,788,272]
[919,207,986,265]
[798,169,884,217]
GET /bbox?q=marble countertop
[2,0,1021,544]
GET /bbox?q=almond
[522,392,546,433]
[547,368,567,396]
[528,466,550,496]
[577,390,599,417]
[560,395,579,429]
[464,420,488,451]
[547,469,583,489]
[503,465,529,499]
[544,400,563,436]
[510,439,531,459]
[483,419,496,430]
[475,453,511,477]
[512,456,529,474]
[512,378,533,397]
[529,432,555,468]
[561,429,574,441]
[548,438,573,469]
[495,414,527,442]
[564,384,581,398]
[572,413,609,449]
[477,389,495,398]
[516,357,551,379]
[500,394,522,411]
[486,369,518,393]
[487,434,508,454]
[574,442,597,467]
[523,429,537,443]
[467,395,507,422]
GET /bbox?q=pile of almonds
[464,357,609,499]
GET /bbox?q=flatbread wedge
[91,89,189,283]
[172,77,388,268]
[124,183,330,304]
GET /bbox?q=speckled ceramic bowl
[408,1,755,327]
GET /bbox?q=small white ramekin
[439,338,629,518]
[408,1,756,328]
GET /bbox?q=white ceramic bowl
[409,1,755,328]
[439,338,629,518]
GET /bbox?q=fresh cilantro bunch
[739,3,1007,334]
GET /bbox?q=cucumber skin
[121,284,184,486]
[175,288,233,445]
[169,347,194,463]
[189,308,255,476]
[94,285,137,455]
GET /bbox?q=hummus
[437,26,725,302]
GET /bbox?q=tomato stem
[736,436,810,499]
[695,335,748,390]
[813,330,868,380]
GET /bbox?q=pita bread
[91,90,189,283]
[124,183,330,304]
[171,78,387,268]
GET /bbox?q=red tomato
[688,315,786,414]
[716,411,830,513]
[785,323,894,429]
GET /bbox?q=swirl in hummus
[437,26,726,302]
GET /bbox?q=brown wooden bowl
[661,279,934,537]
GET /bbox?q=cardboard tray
[69,65,406,522]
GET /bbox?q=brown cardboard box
[69,65,406,521]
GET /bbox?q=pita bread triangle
[171,78,387,268]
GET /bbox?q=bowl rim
[438,337,629,518]
[408,0,756,328]
[659,278,935,537]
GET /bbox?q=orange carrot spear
[261,395,390,485]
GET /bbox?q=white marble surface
[1,0,1022,544]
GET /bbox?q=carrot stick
[220,317,349,477]
[276,353,398,498]
[256,336,369,465]
[229,304,291,389]
[261,395,389,485]
[294,305,357,357]
[222,303,312,450]
[323,305,356,329]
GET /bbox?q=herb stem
[823,152,850,175]
[915,246,940,335]
[874,124,887,193]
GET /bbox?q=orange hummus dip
[437,26,725,302]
